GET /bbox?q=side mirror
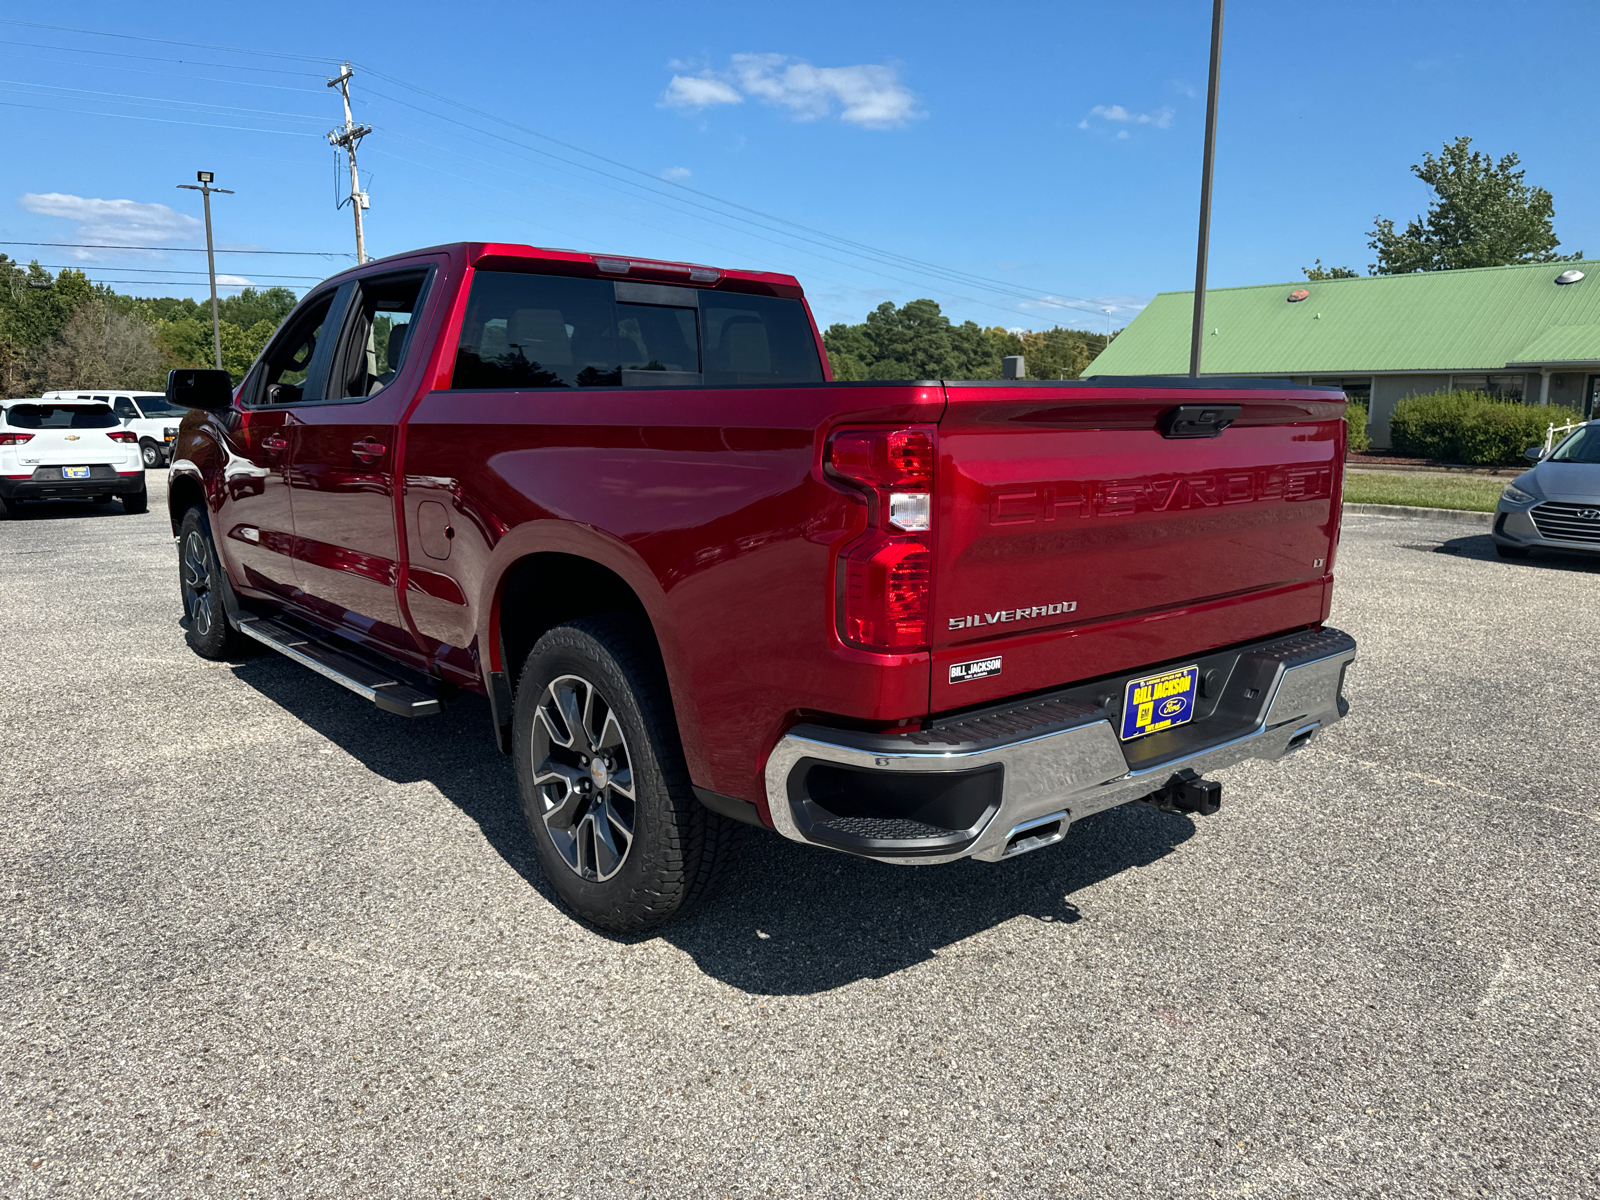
[1524,445,1546,463]
[167,368,234,411]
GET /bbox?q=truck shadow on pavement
[232,656,1197,996]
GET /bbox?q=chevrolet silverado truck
[164,242,1356,931]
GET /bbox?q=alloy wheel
[530,673,636,881]
[181,530,215,638]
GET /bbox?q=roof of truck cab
[349,241,805,295]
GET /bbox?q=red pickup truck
[165,241,1356,931]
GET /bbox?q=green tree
[26,298,166,391]
[1303,259,1358,280]
[823,299,1101,381]
[1367,137,1579,273]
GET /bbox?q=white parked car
[41,389,184,468]
[0,398,147,517]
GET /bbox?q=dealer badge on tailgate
[1120,665,1198,740]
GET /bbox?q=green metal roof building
[1085,261,1600,448]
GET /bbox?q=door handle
[261,435,288,453]
[351,437,387,464]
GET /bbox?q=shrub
[1388,390,1562,465]
[1344,401,1370,454]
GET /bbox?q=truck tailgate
[930,381,1346,711]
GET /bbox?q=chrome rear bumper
[763,627,1356,865]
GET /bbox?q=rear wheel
[0,494,14,519]
[1495,543,1531,560]
[121,486,148,515]
[513,616,742,932]
[140,440,161,468]
[177,506,245,659]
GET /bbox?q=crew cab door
[219,288,342,603]
[285,266,434,651]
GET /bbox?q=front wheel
[513,617,742,932]
[177,506,245,659]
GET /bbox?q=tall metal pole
[178,172,234,370]
[327,63,371,264]
[1188,0,1225,378]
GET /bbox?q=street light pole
[177,171,234,370]
[1188,0,1225,378]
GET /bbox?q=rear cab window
[4,404,119,429]
[450,270,823,389]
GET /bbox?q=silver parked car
[1494,420,1600,560]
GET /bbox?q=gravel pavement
[2,477,1596,1199]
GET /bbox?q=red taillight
[0,433,33,446]
[842,537,930,649]
[106,430,138,443]
[827,426,936,652]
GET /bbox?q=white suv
[0,398,147,517]
[41,389,183,468]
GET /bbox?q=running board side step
[236,616,442,717]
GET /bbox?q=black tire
[140,440,161,469]
[0,494,13,519]
[177,506,246,659]
[1495,543,1531,560]
[121,486,148,514]
[93,493,113,505]
[513,616,742,932]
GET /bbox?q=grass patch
[1343,470,1506,512]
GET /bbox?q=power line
[0,76,327,122]
[0,18,339,67]
[0,241,353,258]
[28,264,324,280]
[1,18,1129,320]
[0,35,330,78]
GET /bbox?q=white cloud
[1077,104,1175,133]
[662,54,922,129]
[215,274,251,287]
[659,166,692,182]
[18,192,201,258]
[662,75,743,109]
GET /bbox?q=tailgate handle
[1160,404,1240,439]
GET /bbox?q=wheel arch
[483,537,706,780]
[166,470,206,536]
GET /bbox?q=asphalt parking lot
[3,475,1597,1199]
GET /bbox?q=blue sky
[0,1,1594,332]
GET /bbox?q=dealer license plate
[62,466,90,480]
[1119,665,1199,741]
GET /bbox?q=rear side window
[4,404,119,429]
[327,269,431,400]
[450,270,823,389]
[454,274,620,389]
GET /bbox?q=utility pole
[1188,0,1225,378]
[327,62,372,264]
[177,171,233,370]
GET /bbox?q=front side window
[112,397,139,420]
[251,292,338,406]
